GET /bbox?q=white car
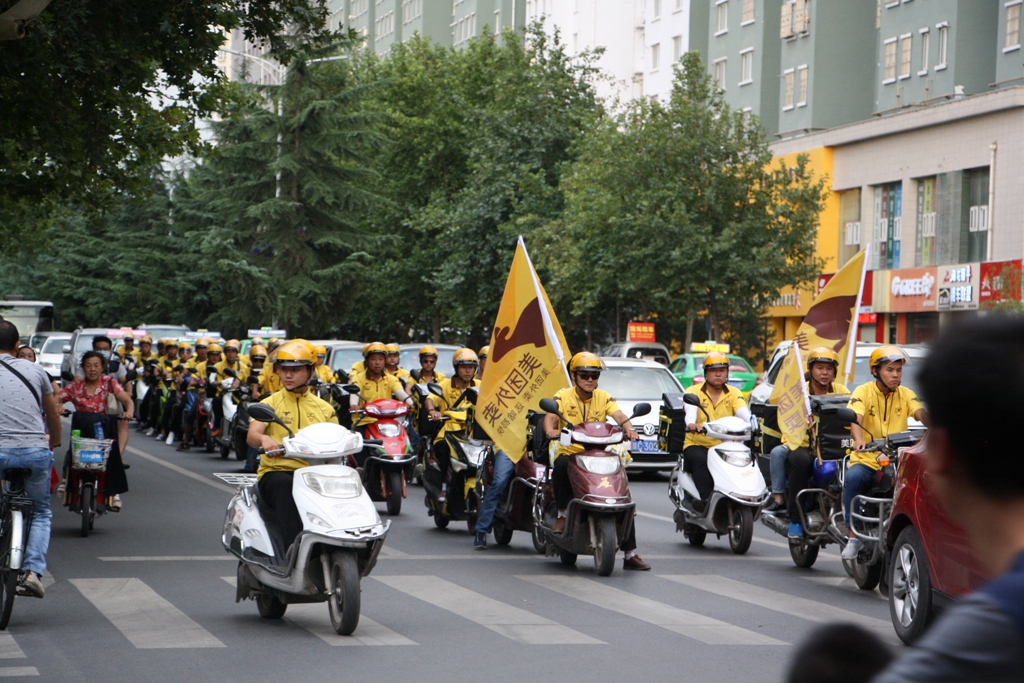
[37,333,71,381]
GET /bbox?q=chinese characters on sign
[482,351,552,437]
[627,321,656,343]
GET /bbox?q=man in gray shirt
[0,321,62,599]
[870,315,1024,682]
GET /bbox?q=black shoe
[122,463,131,470]
[763,500,784,513]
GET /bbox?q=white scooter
[222,403,390,636]
[667,393,769,554]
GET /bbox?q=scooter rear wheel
[685,525,706,547]
[594,516,616,577]
[328,550,360,636]
[492,518,513,546]
[531,524,546,554]
[256,593,287,619]
[559,549,577,566]
[80,484,93,538]
[852,556,883,591]
[789,540,820,568]
[433,512,449,529]
[729,506,754,555]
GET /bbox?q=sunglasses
[577,372,600,381]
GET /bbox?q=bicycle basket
[71,438,114,471]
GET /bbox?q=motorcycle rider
[403,346,446,453]
[424,348,479,504]
[349,342,412,464]
[313,345,334,384]
[384,343,411,382]
[211,339,250,438]
[842,345,928,560]
[134,335,159,431]
[119,333,137,363]
[349,343,371,380]
[765,347,850,538]
[542,352,650,570]
[257,339,284,395]
[246,342,338,556]
[163,342,193,446]
[682,351,752,512]
[477,345,489,380]
[152,340,180,441]
[175,341,205,452]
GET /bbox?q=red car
[883,437,988,643]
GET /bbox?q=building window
[916,177,937,266]
[653,0,662,19]
[716,0,729,35]
[453,13,476,46]
[713,58,727,90]
[899,34,912,78]
[839,189,862,267]
[673,35,683,62]
[375,10,395,38]
[676,0,685,10]
[793,0,808,33]
[403,0,422,23]
[781,1,793,38]
[740,49,753,84]
[873,182,903,270]
[883,38,897,83]
[1007,2,1021,50]
[918,28,929,74]
[494,9,501,33]
[936,23,948,69]
[352,0,368,17]
[783,68,795,110]
[651,43,660,70]
[742,0,755,24]
[797,65,808,105]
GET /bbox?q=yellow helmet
[195,336,211,348]
[251,336,265,346]
[419,345,438,358]
[807,346,840,369]
[314,344,327,356]
[869,345,910,370]
[568,351,606,374]
[178,341,193,350]
[364,341,387,359]
[703,351,730,371]
[274,341,315,367]
[478,345,490,359]
[250,344,268,360]
[385,343,401,355]
[122,331,135,340]
[453,347,479,369]
[139,335,153,344]
[164,339,179,349]
[224,339,241,352]
[207,343,223,354]
[267,337,283,352]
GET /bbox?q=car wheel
[890,526,934,644]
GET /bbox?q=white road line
[123,445,236,494]
[0,667,37,677]
[659,575,892,635]
[636,510,839,552]
[373,575,603,645]
[219,577,415,646]
[0,636,24,659]
[70,578,225,649]
[803,576,887,601]
[518,575,785,646]
[100,556,233,562]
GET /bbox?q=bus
[0,300,57,345]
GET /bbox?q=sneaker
[165,433,175,446]
[841,538,863,560]
[155,431,166,441]
[474,531,487,550]
[56,482,65,496]
[623,554,651,571]
[764,500,784,513]
[19,572,44,599]
[144,428,155,437]
[108,494,122,512]
[788,522,805,539]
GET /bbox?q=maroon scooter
[533,398,651,576]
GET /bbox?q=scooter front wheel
[531,523,546,554]
[80,484,93,538]
[790,540,820,568]
[256,593,287,619]
[386,471,403,516]
[594,516,616,577]
[492,518,513,546]
[729,506,754,555]
[328,550,360,636]
[559,549,577,566]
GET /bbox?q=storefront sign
[627,321,656,343]
[690,341,730,353]
[858,313,877,324]
[937,263,980,311]
[980,260,1022,306]
[880,267,937,313]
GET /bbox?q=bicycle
[0,468,35,630]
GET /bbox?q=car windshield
[622,346,670,365]
[400,348,457,375]
[139,326,189,342]
[597,366,683,400]
[74,334,99,352]
[331,348,367,373]
[729,356,753,373]
[42,337,68,354]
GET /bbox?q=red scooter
[352,398,416,515]
[533,398,651,576]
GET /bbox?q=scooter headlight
[719,451,752,467]
[302,471,363,498]
[289,441,314,455]
[578,455,621,475]
[377,423,401,438]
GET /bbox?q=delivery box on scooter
[657,392,688,454]
[810,394,853,460]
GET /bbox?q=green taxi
[668,343,760,397]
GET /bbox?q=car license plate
[631,439,661,453]
[727,379,744,389]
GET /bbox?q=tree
[537,52,826,361]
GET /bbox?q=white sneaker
[145,428,155,437]
[165,433,175,446]
[841,539,863,560]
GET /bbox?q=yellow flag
[478,237,571,462]
[769,343,811,449]
[793,246,869,384]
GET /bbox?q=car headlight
[302,471,363,498]
[719,451,752,467]
[377,423,400,438]
[578,455,621,475]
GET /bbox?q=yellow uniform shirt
[429,377,480,442]
[214,359,250,383]
[386,366,411,382]
[350,361,365,378]
[352,372,405,425]
[256,389,338,479]
[315,364,335,384]
[847,382,924,470]
[786,382,851,449]
[552,387,621,459]
[157,356,182,389]
[258,366,283,395]
[683,383,748,450]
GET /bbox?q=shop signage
[881,267,938,313]
[627,321,656,343]
[857,313,877,324]
[980,260,1022,306]
[937,263,980,311]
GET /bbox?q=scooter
[351,398,416,516]
[533,398,650,576]
[215,370,248,461]
[482,445,547,553]
[222,403,389,636]
[194,371,217,454]
[667,393,768,555]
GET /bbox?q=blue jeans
[844,463,876,527]
[769,444,790,494]
[475,450,515,534]
[0,448,53,576]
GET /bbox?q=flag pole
[845,244,871,384]
[518,236,572,384]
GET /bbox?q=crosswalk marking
[373,575,603,645]
[0,636,24,660]
[518,575,785,645]
[99,556,233,562]
[219,577,415,646]
[659,575,892,635]
[803,576,887,601]
[635,510,827,551]
[71,578,225,649]
[0,667,37,677]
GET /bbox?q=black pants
[160,391,178,434]
[258,471,302,551]
[433,440,451,483]
[785,448,815,520]
[146,388,164,428]
[553,456,637,551]
[683,446,714,501]
[211,393,224,434]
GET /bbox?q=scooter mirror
[125,369,138,382]
[427,382,444,397]
[835,407,858,425]
[342,384,360,394]
[61,369,74,383]
[176,364,186,373]
[410,368,422,381]
[246,403,281,424]
[629,402,652,419]
[223,368,237,378]
[538,398,559,414]
[682,393,701,406]
[464,386,479,404]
